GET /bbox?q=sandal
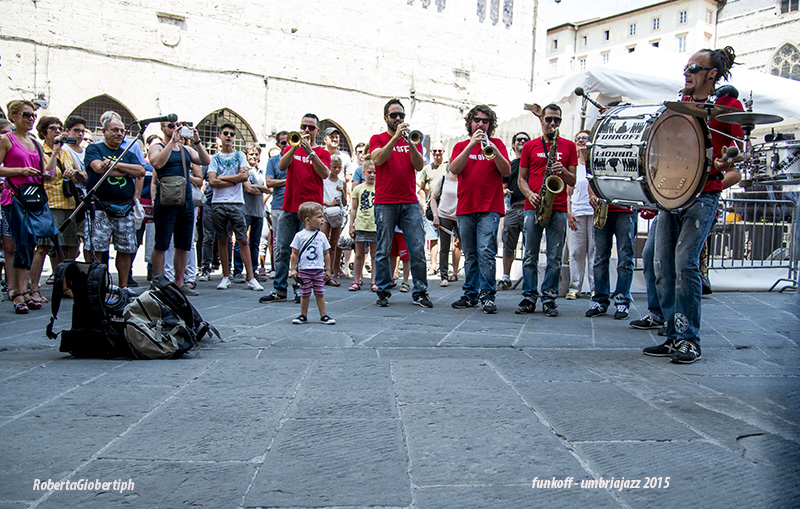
[24,292,42,310]
[46,274,55,285]
[30,290,49,304]
[12,293,29,314]
[348,282,361,291]
[325,278,340,287]
[371,283,378,292]
[448,274,458,282]
[399,282,410,293]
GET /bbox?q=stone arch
[770,43,800,81]
[196,108,258,154]
[67,95,140,138]
[317,119,353,156]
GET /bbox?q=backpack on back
[47,261,131,358]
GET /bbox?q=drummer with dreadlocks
[645,46,745,364]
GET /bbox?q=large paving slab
[0,275,797,508]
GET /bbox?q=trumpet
[403,128,423,145]
[480,132,496,160]
[287,131,302,147]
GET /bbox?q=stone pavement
[0,276,798,508]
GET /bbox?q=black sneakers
[542,301,558,317]
[585,302,607,317]
[613,303,629,320]
[452,296,479,309]
[413,293,434,308]
[515,299,536,314]
[292,314,307,324]
[630,315,664,330]
[259,292,287,303]
[671,340,702,364]
[376,294,390,307]
[482,300,497,314]
[320,315,336,325]
[643,339,677,357]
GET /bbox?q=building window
[781,0,799,13]
[653,17,660,31]
[679,10,687,24]
[651,40,660,48]
[628,46,636,53]
[437,0,446,12]
[705,9,713,23]
[603,30,610,41]
[552,39,558,51]
[68,95,140,138]
[705,33,712,47]
[579,58,586,71]
[477,0,486,21]
[629,23,636,36]
[602,52,610,64]
[502,0,513,27]
[550,59,558,76]
[677,35,687,53]
[489,0,499,25]
[196,108,258,154]
[581,35,587,47]
[771,43,800,80]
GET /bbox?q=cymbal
[716,112,784,126]
[663,101,739,119]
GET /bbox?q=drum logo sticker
[674,313,689,334]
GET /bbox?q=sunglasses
[279,140,288,146]
[48,125,64,131]
[221,131,235,137]
[684,63,714,74]
[544,117,562,124]
[473,117,491,125]
[432,150,444,154]
[300,124,317,131]
[388,112,406,120]
[515,137,530,143]
[166,123,176,129]
[20,112,37,120]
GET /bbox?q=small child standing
[289,202,335,325]
[348,158,377,291]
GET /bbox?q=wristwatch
[308,151,316,161]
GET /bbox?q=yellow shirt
[42,144,77,210]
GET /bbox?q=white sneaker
[247,278,264,291]
[217,277,231,290]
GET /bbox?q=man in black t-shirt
[84,115,144,289]
[498,131,530,289]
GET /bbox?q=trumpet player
[261,114,331,304]
[449,105,510,314]
[369,98,432,308]
[516,104,577,317]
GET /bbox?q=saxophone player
[516,104,577,317]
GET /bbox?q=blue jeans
[654,192,720,343]
[233,215,264,276]
[521,209,567,304]
[458,212,501,302]
[374,203,428,299]
[592,211,637,306]
[642,214,664,322]
[273,211,303,295]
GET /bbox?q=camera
[56,135,77,145]
[180,121,194,138]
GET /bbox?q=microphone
[574,87,605,111]
[722,146,739,161]
[136,113,178,126]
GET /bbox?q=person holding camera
[28,116,87,303]
[147,120,210,295]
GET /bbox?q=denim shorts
[154,200,194,251]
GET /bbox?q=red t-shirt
[369,132,423,204]
[520,137,578,212]
[281,146,331,213]
[451,138,509,216]
[680,94,744,193]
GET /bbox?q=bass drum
[752,139,800,185]
[587,104,711,211]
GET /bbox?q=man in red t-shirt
[645,46,744,364]
[516,103,577,317]
[449,105,511,314]
[260,113,331,303]
[369,98,432,308]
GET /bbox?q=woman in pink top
[0,100,56,314]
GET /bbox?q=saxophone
[534,129,565,227]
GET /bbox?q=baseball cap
[323,127,340,137]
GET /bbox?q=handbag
[5,179,48,212]
[158,146,188,206]
[191,185,206,207]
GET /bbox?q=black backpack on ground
[47,261,131,358]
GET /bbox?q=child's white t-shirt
[290,229,331,270]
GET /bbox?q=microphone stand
[61,120,147,232]
[580,96,588,131]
